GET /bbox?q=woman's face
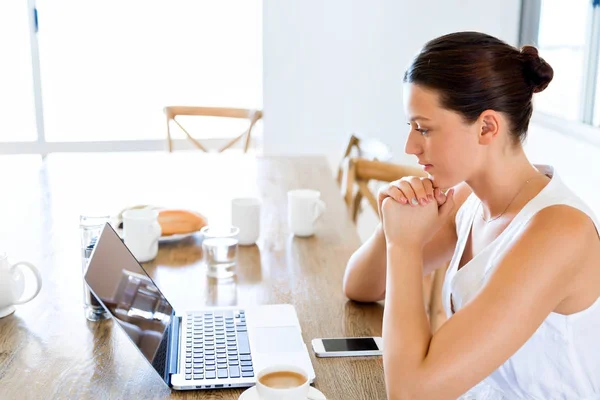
[403,83,483,189]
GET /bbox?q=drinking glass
[201,226,239,279]
[80,215,111,321]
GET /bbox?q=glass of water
[201,225,240,279]
[80,215,111,321]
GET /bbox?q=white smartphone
[311,337,384,357]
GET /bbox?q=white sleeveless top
[442,165,600,400]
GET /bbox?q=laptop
[84,223,315,390]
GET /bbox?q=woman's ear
[478,110,500,145]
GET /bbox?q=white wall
[263,0,522,168]
[526,123,600,217]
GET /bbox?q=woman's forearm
[342,224,387,302]
[383,243,432,398]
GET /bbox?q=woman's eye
[406,122,430,136]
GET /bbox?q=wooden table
[0,152,386,400]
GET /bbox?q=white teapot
[0,253,42,318]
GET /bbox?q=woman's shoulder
[519,205,599,282]
[518,205,600,309]
[529,204,598,244]
[532,204,595,232]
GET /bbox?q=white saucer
[239,386,326,400]
[115,227,201,244]
[157,230,201,244]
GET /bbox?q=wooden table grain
[0,152,386,400]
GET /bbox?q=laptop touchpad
[253,327,305,353]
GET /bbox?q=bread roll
[158,209,208,236]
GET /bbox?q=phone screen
[322,338,379,352]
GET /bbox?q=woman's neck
[466,149,547,220]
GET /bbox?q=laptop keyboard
[183,310,254,381]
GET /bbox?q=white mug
[231,197,261,246]
[123,208,162,263]
[255,364,310,400]
[0,252,42,318]
[287,190,326,237]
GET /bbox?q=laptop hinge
[167,315,181,376]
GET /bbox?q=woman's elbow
[342,276,359,300]
[342,254,385,302]
[343,284,367,302]
[342,279,383,302]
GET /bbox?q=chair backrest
[336,134,393,186]
[164,106,263,153]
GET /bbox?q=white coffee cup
[287,189,326,237]
[123,208,162,263]
[256,364,310,400]
[231,197,261,246]
[0,252,42,319]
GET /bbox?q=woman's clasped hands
[377,176,455,248]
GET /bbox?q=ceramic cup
[231,197,261,246]
[122,208,162,262]
[287,190,326,237]
[0,252,42,318]
[255,364,310,400]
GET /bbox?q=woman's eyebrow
[409,115,431,122]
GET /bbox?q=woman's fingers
[406,177,432,206]
[434,187,447,205]
[378,177,441,209]
[395,180,418,205]
[381,180,409,204]
[387,185,408,204]
[377,184,407,216]
[421,178,435,203]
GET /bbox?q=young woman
[343,32,600,400]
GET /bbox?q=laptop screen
[84,223,175,384]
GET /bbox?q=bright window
[37,0,262,142]
[0,0,37,142]
[595,52,600,126]
[534,0,590,121]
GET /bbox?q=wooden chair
[336,134,393,186]
[164,106,263,153]
[341,157,449,332]
[336,134,393,220]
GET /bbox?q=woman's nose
[404,131,423,156]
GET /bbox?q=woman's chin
[428,174,455,191]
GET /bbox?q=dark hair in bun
[520,45,554,93]
[404,31,555,143]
